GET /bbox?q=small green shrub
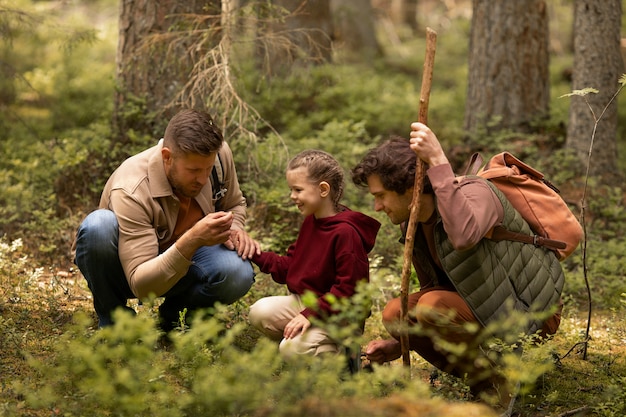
[16,306,434,417]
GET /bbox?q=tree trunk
[464,0,550,134]
[257,0,333,76]
[390,0,418,32]
[114,0,220,141]
[372,0,419,32]
[566,0,623,184]
[330,0,382,63]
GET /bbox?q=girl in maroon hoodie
[249,150,380,358]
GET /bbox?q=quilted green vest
[420,180,564,335]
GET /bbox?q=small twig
[559,338,590,360]
[579,84,623,360]
[556,406,591,417]
[560,75,626,360]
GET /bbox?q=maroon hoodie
[251,208,381,318]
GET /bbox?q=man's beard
[168,171,203,199]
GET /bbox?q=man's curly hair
[351,136,432,195]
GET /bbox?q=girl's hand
[225,229,261,259]
[283,314,311,339]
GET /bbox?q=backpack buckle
[214,187,228,200]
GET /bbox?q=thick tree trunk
[566,0,623,184]
[372,0,419,32]
[330,0,382,63]
[257,0,333,76]
[390,0,418,32]
[464,0,550,134]
[114,0,219,141]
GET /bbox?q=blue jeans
[74,209,255,328]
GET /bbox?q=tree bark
[464,0,550,134]
[566,0,623,184]
[330,0,382,63]
[372,0,419,32]
[257,0,333,76]
[114,0,220,141]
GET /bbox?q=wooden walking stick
[400,27,437,369]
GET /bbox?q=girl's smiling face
[286,167,334,218]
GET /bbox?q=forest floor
[1,261,625,417]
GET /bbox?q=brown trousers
[382,287,561,385]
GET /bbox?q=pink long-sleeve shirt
[412,163,504,289]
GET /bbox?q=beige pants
[249,294,340,357]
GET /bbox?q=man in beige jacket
[74,109,259,330]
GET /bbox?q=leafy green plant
[16,305,436,417]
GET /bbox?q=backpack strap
[211,152,227,211]
[463,152,484,176]
[482,176,568,252]
[489,225,567,251]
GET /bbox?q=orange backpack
[466,152,583,261]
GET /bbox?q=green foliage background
[1,1,626,416]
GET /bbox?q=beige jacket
[99,140,247,299]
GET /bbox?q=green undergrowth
[2,1,626,416]
[1,237,625,417]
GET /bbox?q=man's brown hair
[163,109,223,156]
[351,136,432,195]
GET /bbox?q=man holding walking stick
[351,123,563,411]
